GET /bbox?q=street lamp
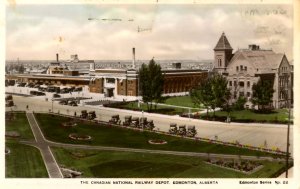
[142,110,144,130]
[51,98,54,113]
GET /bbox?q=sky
[6,3,293,61]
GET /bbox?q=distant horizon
[5,59,214,62]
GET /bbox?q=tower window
[247,81,250,87]
[218,59,222,67]
[236,66,239,71]
[229,81,232,86]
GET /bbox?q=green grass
[5,112,34,140]
[5,112,47,178]
[51,147,286,178]
[35,113,272,157]
[164,95,199,108]
[112,96,201,115]
[5,141,48,178]
[206,109,289,122]
[121,101,199,115]
[90,160,191,178]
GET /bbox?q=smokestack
[56,53,59,62]
[132,47,135,69]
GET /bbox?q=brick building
[6,48,208,99]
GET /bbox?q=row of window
[236,65,247,71]
[229,81,251,88]
[279,91,288,100]
[281,66,288,72]
[279,78,289,88]
[106,78,115,83]
[233,91,251,99]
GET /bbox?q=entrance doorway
[107,88,114,97]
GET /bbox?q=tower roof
[214,32,233,51]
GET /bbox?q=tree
[251,78,274,111]
[139,58,164,112]
[190,79,214,117]
[191,73,230,118]
[232,96,247,110]
[210,74,231,117]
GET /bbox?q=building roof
[214,32,233,51]
[230,49,285,72]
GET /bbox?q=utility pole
[285,72,291,178]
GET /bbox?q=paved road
[11,95,293,155]
[25,113,63,178]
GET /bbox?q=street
[10,95,293,155]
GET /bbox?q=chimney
[132,47,136,69]
[56,53,59,62]
[249,44,260,51]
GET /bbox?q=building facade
[6,48,208,99]
[214,32,293,109]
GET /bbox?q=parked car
[68,101,77,106]
[53,93,61,98]
[59,100,68,105]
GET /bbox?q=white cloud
[6,4,293,61]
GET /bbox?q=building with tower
[213,32,293,109]
[213,32,234,74]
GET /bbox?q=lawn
[35,113,272,157]
[164,95,199,108]
[119,100,200,115]
[108,96,200,115]
[5,112,34,140]
[51,147,286,178]
[203,109,289,123]
[5,141,48,178]
[5,112,48,178]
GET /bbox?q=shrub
[232,97,247,110]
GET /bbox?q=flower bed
[61,122,77,127]
[69,133,92,141]
[5,131,20,138]
[206,159,263,174]
[193,137,287,156]
[148,139,167,145]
